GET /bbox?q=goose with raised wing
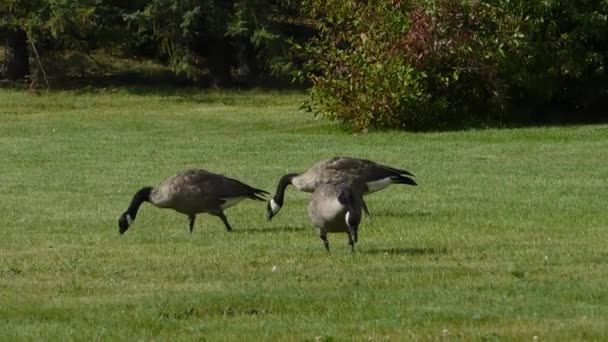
[267,156,416,220]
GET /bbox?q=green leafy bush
[1,0,101,46]
[300,0,608,131]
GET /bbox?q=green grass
[1,87,607,341]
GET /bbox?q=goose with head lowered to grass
[267,156,417,220]
[118,169,268,235]
[308,178,367,252]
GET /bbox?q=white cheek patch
[126,214,133,226]
[270,199,281,213]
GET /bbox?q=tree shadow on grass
[366,209,432,219]
[0,49,309,92]
[232,226,307,234]
[363,246,447,256]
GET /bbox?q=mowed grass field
[1,88,607,340]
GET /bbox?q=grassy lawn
[1,87,607,340]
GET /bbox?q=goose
[308,179,366,251]
[267,156,417,220]
[118,169,268,234]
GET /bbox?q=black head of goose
[118,169,268,234]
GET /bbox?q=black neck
[339,187,362,228]
[273,173,298,205]
[125,187,153,219]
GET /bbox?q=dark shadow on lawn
[366,209,432,219]
[487,105,608,131]
[233,226,307,234]
[0,70,307,94]
[364,246,447,256]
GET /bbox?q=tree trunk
[3,28,29,80]
[244,40,260,82]
[208,38,233,87]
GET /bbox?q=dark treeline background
[1,0,607,131]
[0,0,309,87]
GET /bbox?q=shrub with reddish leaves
[299,0,608,130]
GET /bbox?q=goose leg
[214,211,233,232]
[346,231,355,252]
[345,221,357,250]
[188,215,196,233]
[320,233,329,252]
